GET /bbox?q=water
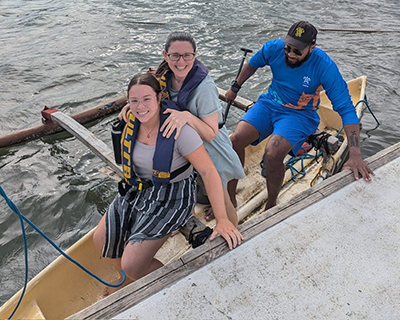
[0,0,399,306]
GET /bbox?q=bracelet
[230,80,241,93]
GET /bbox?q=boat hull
[0,76,367,320]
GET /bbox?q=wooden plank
[311,170,355,198]
[50,111,124,179]
[217,87,254,112]
[365,142,400,170]
[179,192,321,266]
[237,187,322,238]
[241,193,323,241]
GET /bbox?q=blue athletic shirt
[249,38,359,126]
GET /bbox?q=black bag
[111,118,126,165]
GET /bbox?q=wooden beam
[217,87,254,112]
[50,111,124,179]
[0,95,127,148]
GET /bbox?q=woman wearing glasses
[94,73,243,296]
[155,32,245,226]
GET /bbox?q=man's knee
[264,150,283,167]
[230,131,245,150]
[230,122,258,150]
[264,135,292,164]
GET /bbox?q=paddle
[219,47,253,129]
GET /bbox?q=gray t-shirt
[132,124,203,183]
[169,74,245,187]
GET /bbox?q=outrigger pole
[0,96,127,148]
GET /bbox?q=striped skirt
[102,174,196,259]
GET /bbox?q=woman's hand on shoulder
[210,218,244,250]
[161,109,191,139]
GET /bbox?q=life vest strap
[119,161,192,196]
[118,178,154,196]
[170,162,191,180]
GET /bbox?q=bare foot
[203,206,215,221]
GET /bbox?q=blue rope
[1,187,29,320]
[356,95,380,136]
[0,185,126,319]
[285,145,320,180]
[285,96,380,181]
[355,95,380,126]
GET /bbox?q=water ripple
[1,0,400,305]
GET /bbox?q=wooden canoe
[0,76,367,320]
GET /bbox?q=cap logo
[295,27,305,38]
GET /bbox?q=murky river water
[0,0,399,305]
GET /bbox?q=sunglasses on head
[283,45,303,56]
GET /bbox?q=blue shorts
[241,94,320,155]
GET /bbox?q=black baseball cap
[284,21,317,50]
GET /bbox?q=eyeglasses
[166,52,196,61]
[283,45,303,56]
[128,95,157,108]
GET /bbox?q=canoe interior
[0,76,367,320]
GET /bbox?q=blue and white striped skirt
[102,174,196,259]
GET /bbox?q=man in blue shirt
[226,21,374,210]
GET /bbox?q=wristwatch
[230,80,241,93]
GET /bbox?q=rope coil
[0,186,126,320]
